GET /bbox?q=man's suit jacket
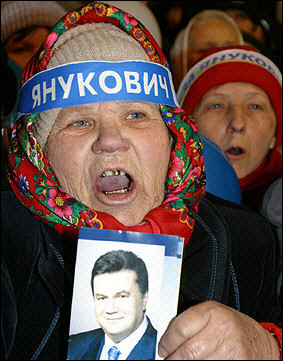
[67,317,157,360]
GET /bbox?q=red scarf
[239,149,282,210]
[7,2,206,247]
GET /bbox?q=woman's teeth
[99,170,132,194]
[101,170,126,177]
[105,188,129,195]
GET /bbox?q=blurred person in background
[146,1,187,59]
[261,178,282,302]
[1,1,67,186]
[220,1,268,45]
[178,45,282,212]
[217,1,282,70]
[1,1,66,128]
[1,45,17,185]
[170,9,244,90]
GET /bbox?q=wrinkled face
[46,101,171,226]
[5,27,49,69]
[193,82,277,179]
[93,270,148,343]
[188,20,241,69]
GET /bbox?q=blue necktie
[108,346,121,360]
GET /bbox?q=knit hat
[8,2,205,247]
[34,22,150,148]
[178,45,282,147]
[1,1,67,44]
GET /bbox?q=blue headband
[19,61,179,115]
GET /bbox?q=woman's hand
[158,301,280,360]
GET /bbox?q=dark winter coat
[1,188,281,360]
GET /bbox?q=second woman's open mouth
[225,146,246,159]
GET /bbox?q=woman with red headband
[178,45,282,211]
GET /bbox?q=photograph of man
[67,250,157,360]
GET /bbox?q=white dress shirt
[100,315,148,360]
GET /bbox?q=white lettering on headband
[177,49,282,105]
[19,61,180,115]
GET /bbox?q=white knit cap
[34,22,150,148]
[1,1,66,43]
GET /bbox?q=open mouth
[226,147,245,156]
[97,170,133,195]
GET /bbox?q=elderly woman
[170,9,244,90]
[1,1,67,128]
[1,3,281,360]
[177,45,282,211]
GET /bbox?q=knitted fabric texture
[1,1,66,44]
[177,45,282,211]
[35,22,150,148]
[8,2,205,247]
[178,45,282,148]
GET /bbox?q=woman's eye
[73,120,89,127]
[13,42,33,53]
[250,104,262,110]
[209,103,222,109]
[126,112,144,120]
[14,47,25,53]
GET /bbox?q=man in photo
[67,250,157,360]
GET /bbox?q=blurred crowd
[145,1,282,70]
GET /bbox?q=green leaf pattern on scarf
[8,2,205,243]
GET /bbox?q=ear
[269,136,276,150]
[142,292,148,311]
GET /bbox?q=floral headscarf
[7,2,205,246]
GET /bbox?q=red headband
[178,46,282,147]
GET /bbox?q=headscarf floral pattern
[8,2,206,246]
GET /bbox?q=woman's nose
[92,121,130,154]
[227,108,246,135]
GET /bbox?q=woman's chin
[117,219,140,227]
[86,200,146,227]
[110,210,145,227]
[234,165,258,180]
